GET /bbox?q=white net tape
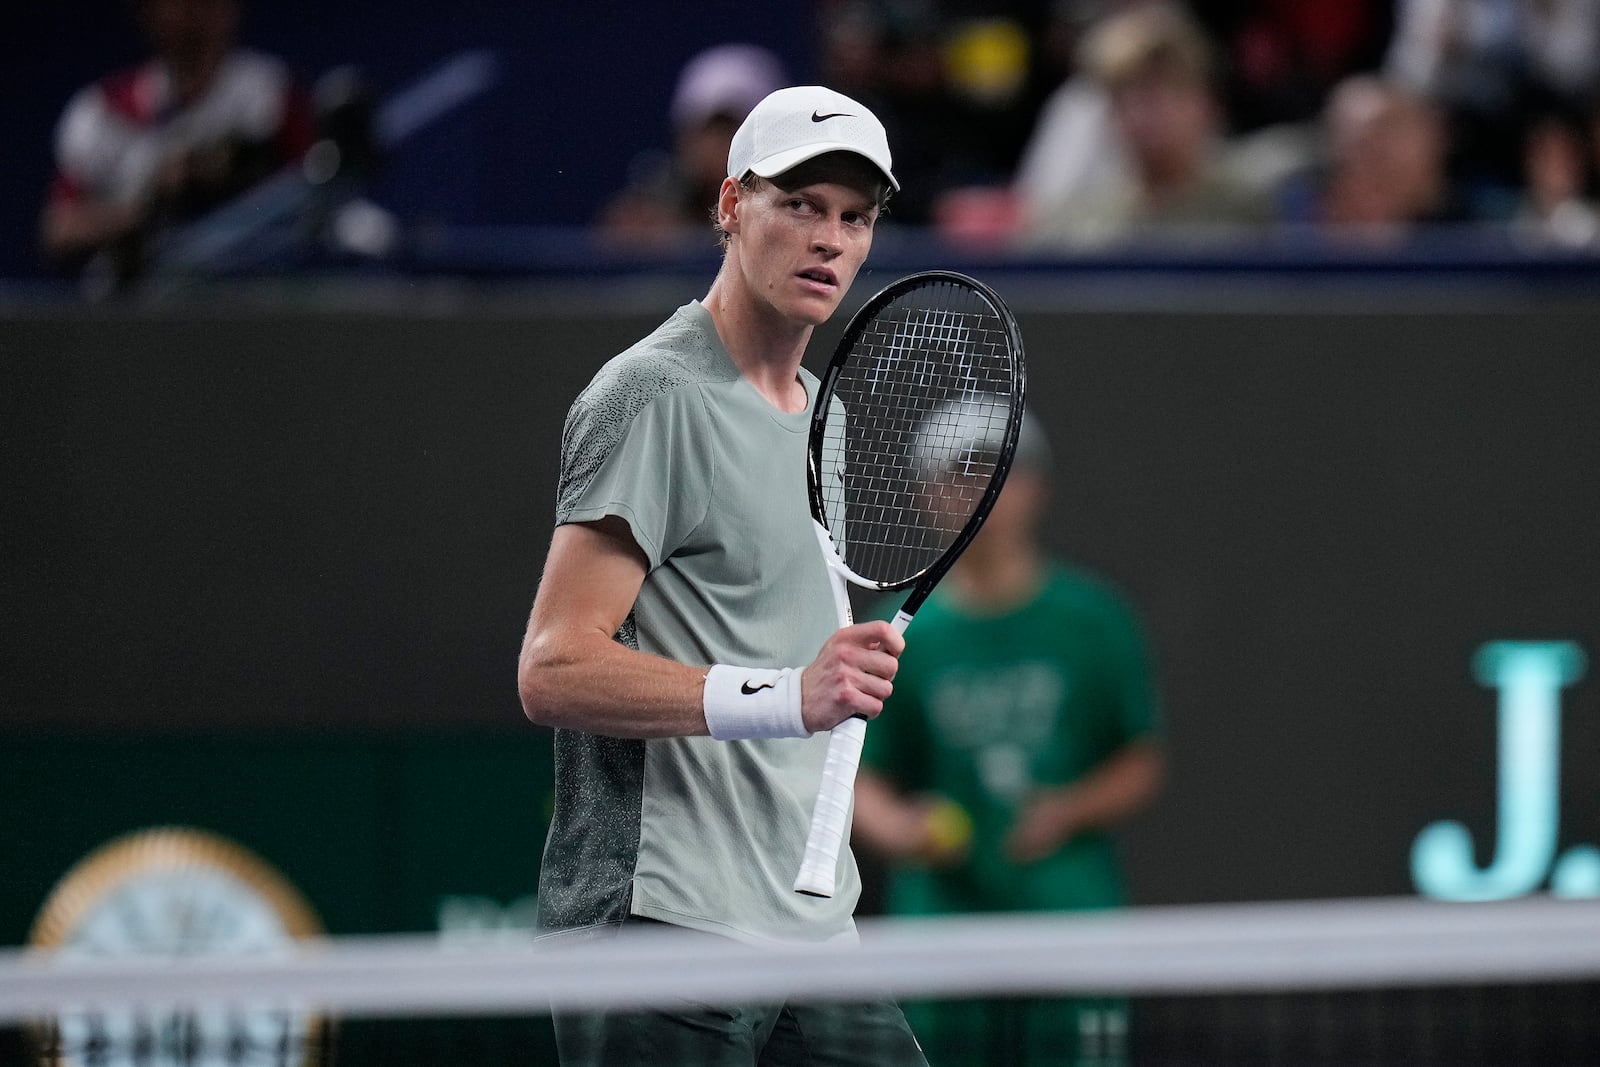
[4,896,1598,1022]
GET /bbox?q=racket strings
[820,280,1019,586]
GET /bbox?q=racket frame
[794,269,1027,897]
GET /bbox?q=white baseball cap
[726,85,899,192]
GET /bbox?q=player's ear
[717,176,743,235]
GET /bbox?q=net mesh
[5,897,1599,1067]
[819,277,1020,588]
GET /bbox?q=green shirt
[537,301,860,945]
[861,563,1160,914]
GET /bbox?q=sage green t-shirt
[536,301,859,945]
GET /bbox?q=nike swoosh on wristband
[741,681,777,695]
[811,111,852,122]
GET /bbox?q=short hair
[711,173,768,250]
[1082,3,1216,93]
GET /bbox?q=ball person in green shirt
[853,402,1166,1067]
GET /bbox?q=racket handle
[793,715,867,897]
[792,608,916,897]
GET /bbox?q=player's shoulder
[578,303,735,410]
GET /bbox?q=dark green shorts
[549,918,926,1067]
[554,996,928,1067]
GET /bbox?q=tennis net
[3,895,1597,1066]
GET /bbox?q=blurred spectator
[1012,2,1274,248]
[1194,0,1391,132]
[818,0,959,224]
[597,43,786,250]
[1512,101,1600,248]
[1285,73,1468,243]
[1385,0,1600,190]
[1592,94,1600,176]
[1001,0,1150,249]
[40,0,315,290]
[817,0,1049,225]
[853,404,1165,1067]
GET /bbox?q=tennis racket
[794,269,1027,898]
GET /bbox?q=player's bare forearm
[518,519,710,738]
[519,519,903,739]
[522,613,903,741]
[519,621,711,737]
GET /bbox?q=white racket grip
[792,609,914,897]
[796,522,857,898]
[793,715,867,897]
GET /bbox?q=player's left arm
[1004,738,1165,864]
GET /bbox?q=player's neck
[948,540,1044,613]
[703,274,812,413]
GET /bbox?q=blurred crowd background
[13,0,1600,295]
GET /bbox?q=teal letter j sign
[1412,641,1597,901]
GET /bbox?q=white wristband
[702,664,810,740]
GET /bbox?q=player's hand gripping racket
[794,270,1026,898]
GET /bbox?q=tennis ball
[924,800,974,855]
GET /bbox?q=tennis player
[518,86,926,1065]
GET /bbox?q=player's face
[727,155,883,327]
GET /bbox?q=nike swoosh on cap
[811,110,852,122]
